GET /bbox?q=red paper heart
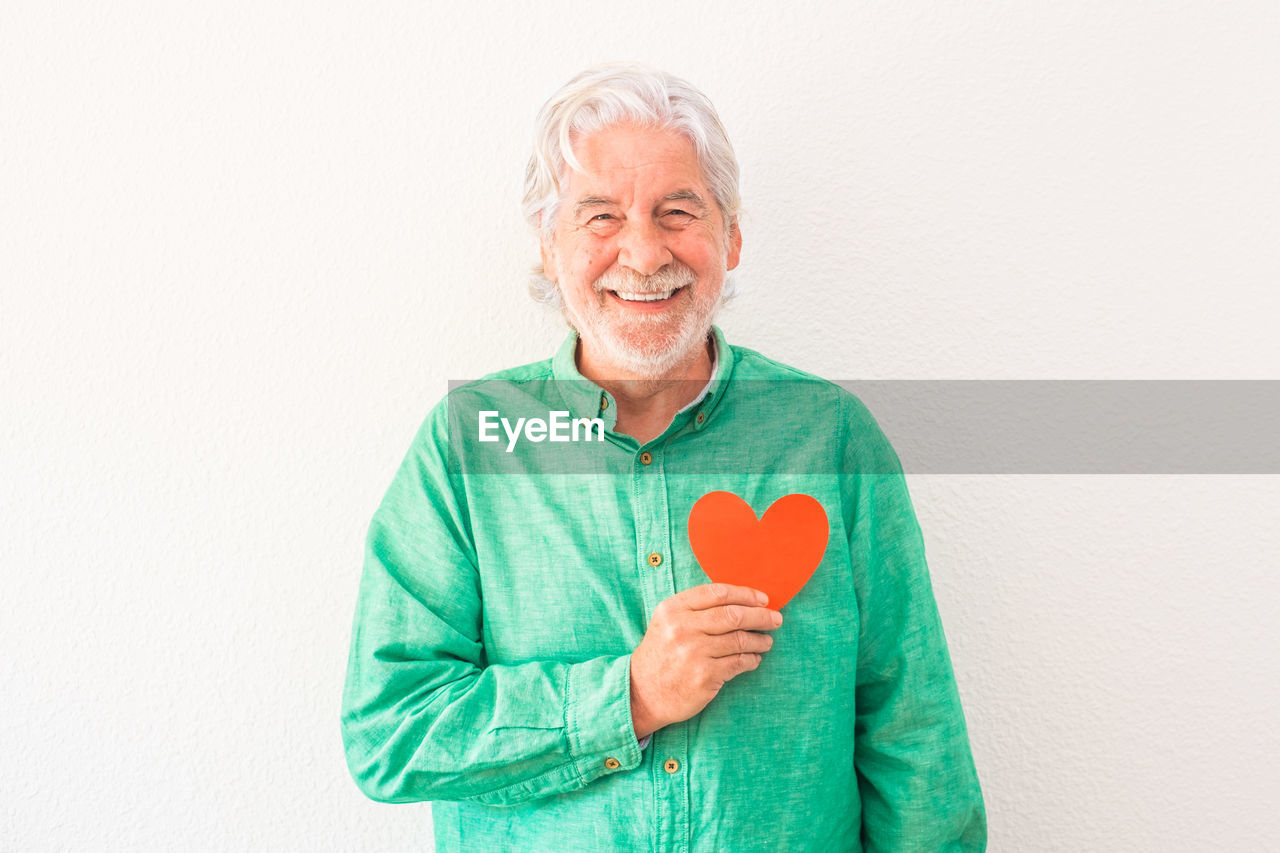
[687,491,829,609]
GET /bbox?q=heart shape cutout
[687,491,829,609]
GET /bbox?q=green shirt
[340,325,986,852]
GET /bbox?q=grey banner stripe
[445,380,1280,474]
[839,380,1280,474]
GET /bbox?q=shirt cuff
[563,654,644,784]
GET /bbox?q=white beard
[565,263,720,378]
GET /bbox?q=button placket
[629,437,686,851]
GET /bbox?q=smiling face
[540,122,742,380]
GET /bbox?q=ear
[537,214,559,282]
[725,219,743,271]
[539,238,558,282]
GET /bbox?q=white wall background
[3,2,1278,850]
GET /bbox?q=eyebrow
[660,190,708,211]
[573,196,617,216]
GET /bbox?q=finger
[712,652,763,683]
[706,629,774,658]
[693,604,783,635]
[673,582,768,613]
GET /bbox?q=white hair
[523,63,742,309]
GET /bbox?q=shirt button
[600,396,609,410]
[604,757,620,770]
[648,552,662,567]
[639,451,653,466]
[695,412,706,425]
[664,759,680,773]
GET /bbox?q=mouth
[608,286,686,308]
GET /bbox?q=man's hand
[629,582,783,740]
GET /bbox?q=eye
[664,209,694,218]
[590,213,614,222]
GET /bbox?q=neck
[576,333,715,443]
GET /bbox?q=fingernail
[756,591,768,605]
[772,611,782,626]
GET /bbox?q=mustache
[594,264,697,294]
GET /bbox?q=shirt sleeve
[340,398,644,806]
[840,392,988,851]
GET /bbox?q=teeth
[615,289,676,302]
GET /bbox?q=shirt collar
[676,334,719,414]
[551,325,734,434]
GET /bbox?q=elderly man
[341,64,986,851]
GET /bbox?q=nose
[616,218,673,277]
